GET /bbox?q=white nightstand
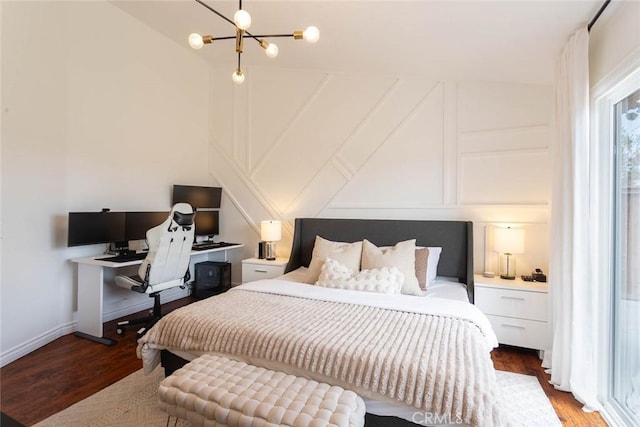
[241,258,288,283]
[474,274,549,354]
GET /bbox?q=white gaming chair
[115,203,195,339]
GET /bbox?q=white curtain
[544,26,601,412]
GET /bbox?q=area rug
[33,368,560,426]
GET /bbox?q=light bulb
[232,69,245,84]
[303,26,320,43]
[233,10,251,30]
[265,43,279,58]
[188,33,204,49]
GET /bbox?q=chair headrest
[170,203,194,226]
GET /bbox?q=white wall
[1,1,557,365]
[208,66,553,279]
[1,1,211,365]
[589,1,640,88]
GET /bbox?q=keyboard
[96,252,148,263]
[192,242,239,251]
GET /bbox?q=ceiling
[111,0,604,85]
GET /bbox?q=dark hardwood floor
[1,297,607,426]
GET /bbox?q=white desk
[71,244,243,345]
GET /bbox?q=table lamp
[494,226,525,280]
[260,220,281,261]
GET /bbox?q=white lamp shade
[493,227,525,254]
[261,220,281,242]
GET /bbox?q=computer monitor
[125,211,169,241]
[67,212,126,247]
[172,185,222,209]
[194,210,219,239]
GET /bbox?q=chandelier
[188,0,320,84]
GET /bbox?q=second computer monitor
[125,211,170,241]
[194,210,219,239]
[172,185,222,209]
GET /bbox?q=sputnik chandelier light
[188,0,319,84]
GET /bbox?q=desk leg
[76,263,116,346]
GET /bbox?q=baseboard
[0,321,75,368]
[1,288,189,368]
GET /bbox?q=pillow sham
[425,246,442,284]
[415,247,429,290]
[305,236,363,284]
[361,239,421,296]
[414,246,443,290]
[315,257,404,294]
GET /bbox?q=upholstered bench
[158,354,366,427]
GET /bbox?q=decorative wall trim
[444,81,459,205]
[335,77,403,175]
[210,143,294,236]
[251,74,332,177]
[459,123,549,138]
[459,147,550,158]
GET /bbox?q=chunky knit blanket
[138,281,507,426]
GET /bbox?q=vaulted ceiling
[111,0,603,84]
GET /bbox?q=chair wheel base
[136,327,147,340]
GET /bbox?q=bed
[137,218,507,426]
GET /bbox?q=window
[612,87,640,424]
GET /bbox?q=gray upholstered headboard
[284,218,475,303]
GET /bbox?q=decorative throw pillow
[361,239,421,296]
[415,247,429,290]
[305,236,363,284]
[415,247,443,290]
[315,258,404,294]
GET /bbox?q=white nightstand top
[242,257,289,267]
[474,274,548,293]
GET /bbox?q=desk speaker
[193,261,231,298]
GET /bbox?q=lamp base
[265,241,276,261]
[499,253,517,281]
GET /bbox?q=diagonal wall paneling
[332,81,445,208]
[251,72,397,212]
[209,66,554,269]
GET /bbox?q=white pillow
[361,239,422,296]
[315,258,404,294]
[425,246,442,284]
[305,236,363,284]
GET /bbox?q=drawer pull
[501,324,526,329]
[500,296,525,301]
[253,269,268,273]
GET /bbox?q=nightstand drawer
[475,287,548,322]
[485,314,548,350]
[241,258,287,283]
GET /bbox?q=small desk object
[71,244,243,345]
